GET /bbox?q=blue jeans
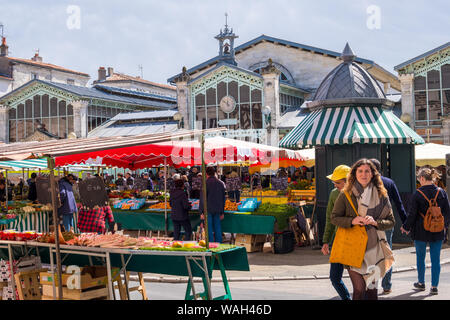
[330,262,351,300]
[381,229,393,290]
[208,213,222,243]
[61,214,74,232]
[415,240,443,287]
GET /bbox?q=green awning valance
[279,106,425,148]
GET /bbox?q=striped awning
[279,106,425,148]
[0,159,104,171]
[0,159,48,169]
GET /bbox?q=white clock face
[219,95,236,113]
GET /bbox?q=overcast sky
[1,0,449,85]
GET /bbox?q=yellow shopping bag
[329,191,368,268]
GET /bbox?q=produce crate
[40,266,116,300]
[234,234,267,253]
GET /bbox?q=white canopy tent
[415,143,450,167]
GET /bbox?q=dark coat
[170,189,191,221]
[58,178,77,216]
[0,187,12,202]
[27,180,37,201]
[381,176,408,224]
[403,184,450,242]
[146,178,154,191]
[126,176,134,186]
[199,176,226,215]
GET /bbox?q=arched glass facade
[8,94,135,142]
[191,67,264,131]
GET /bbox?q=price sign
[133,177,148,192]
[36,176,52,205]
[78,177,108,209]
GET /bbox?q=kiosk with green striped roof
[280,43,425,243]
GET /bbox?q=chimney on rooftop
[0,37,8,57]
[98,67,107,82]
[31,50,42,62]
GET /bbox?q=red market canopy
[54,136,309,169]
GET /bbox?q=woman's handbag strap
[344,191,359,217]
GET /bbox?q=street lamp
[262,105,272,129]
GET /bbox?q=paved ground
[130,242,450,283]
[126,264,450,300]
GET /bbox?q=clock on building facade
[219,95,236,113]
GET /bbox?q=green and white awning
[0,159,48,169]
[279,106,425,148]
[0,159,102,171]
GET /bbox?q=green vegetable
[253,203,298,230]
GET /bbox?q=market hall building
[0,79,177,143]
[395,42,450,145]
[168,22,401,146]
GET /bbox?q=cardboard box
[235,234,267,253]
[40,266,110,290]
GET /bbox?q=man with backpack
[402,167,450,295]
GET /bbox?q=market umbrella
[55,137,307,169]
[415,143,450,167]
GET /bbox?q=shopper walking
[226,169,242,202]
[401,167,450,295]
[331,158,395,300]
[58,174,78,232]
[199,166,226,243]
[27,173,38,202]
[170,179,192,240]
[321,164,351,300]
[369,158,408,294]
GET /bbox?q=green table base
[113,209,276,235]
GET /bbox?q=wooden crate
[41,284,108,300]
[235,234,267,253]
[15,269,47,300]
[0,281,8,300]
[40,266,112,290]
[288,190,316,203]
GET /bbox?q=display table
[113,209,276,235]
[0,240,249,300]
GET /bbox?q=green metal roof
[279,106,425,148]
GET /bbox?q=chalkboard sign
[36,176,54,205]
[133,177,148,192]
[78,177,108,209]
[271,177,288,191]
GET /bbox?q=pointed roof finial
[341,42,356,63]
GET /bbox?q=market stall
[52,136,309,243]
[0,128,254,300]
[0,234,249,300]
